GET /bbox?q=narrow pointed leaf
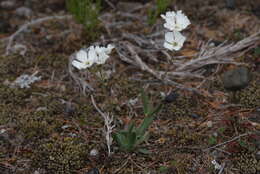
[113,132,127,149]
[148,103,163,117]
[127,122,135,133]
[135,132,150,146]
[138,148,151,154]
[136,116,154,137]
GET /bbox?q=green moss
[234,80,260,108]
[18,110,62,141]
[0,85,30,106]
[32,137,88,174]
[161,94,205,118]
[167,127,205,146]
[0,55,33,81]
[176,129,205,146]
[34,54,68,70]
[233,151,260,174]
[0,104,17,124]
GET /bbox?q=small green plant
[158,165,168,172]
[208,136,217,145]
[254,47,260,56]
[148,0,172,25]
[66,0,101,39]
[113,89,162,153]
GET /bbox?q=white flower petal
[76,50,88,62]
[88,46,98,63]
[160,14,166,19]
[161,10,190,31]
[163,41,174,51]
[94,45,113,64]
[164,31,186,51]
[72,60,86,70]
[165,32,174,42]
[105,44,114,54]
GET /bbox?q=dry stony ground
[0,0,260,174]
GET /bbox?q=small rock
[128,98,138,105]
[248,110,260,124]
[64,102,75,115]
[89,149,99,157]
[222,67,251,91]
[164,91,179,103]
[189,113,200,119]
[13,44,27,56]
[209,40,222,47]
[86,168,99,174]
[36,107,47,111]
[15,7,33,18]
[226,0,235,9]
[0,129,6,134]
[61,125,71,129]
[207,121,213,128]
[255,151,260,160]
[211,159,222,170]
[0,0,16,9]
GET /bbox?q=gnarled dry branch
[1,15,72,55]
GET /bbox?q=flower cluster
[161,10,190,51]
[72,44,114,70]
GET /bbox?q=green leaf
[158,166,168,172]
[208,136,217,145]
[254,47,260,56]
[113,132,127,148]
[135,132,150,146]
[126,132,137,151]
[136,116,154,137]
[148,103,163,117]
[218,127,226,134]
[138,148,151,154]
[239,140,247,148]
[127,121,135,133]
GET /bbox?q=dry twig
[203,132,251,152]
[2,15,72,55]
[91,95,115,156]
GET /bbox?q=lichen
[32,137,88,174]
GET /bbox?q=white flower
[72,44,114,69]
[72,47,97,70]
[95,44,114,65]
[161,10,190,31]
[164,31,186,51]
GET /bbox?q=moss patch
[233,151,260,174]
[32,137,89,174]
[234,80,260,108]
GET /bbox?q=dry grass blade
[176,32,260,72]
[2,15,72,56]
